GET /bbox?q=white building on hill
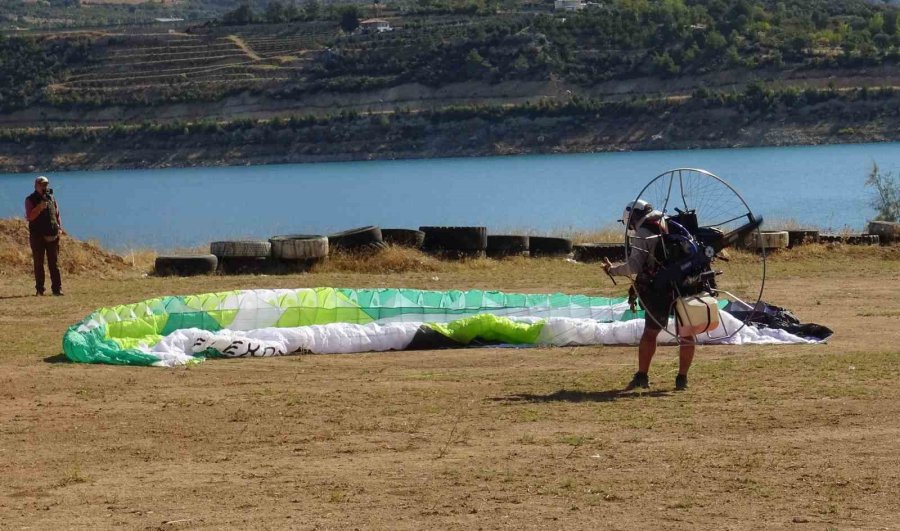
[360,18,393,33]
[554,0,585,11]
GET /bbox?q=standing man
[603,200,693,391]
[25,176,64,296]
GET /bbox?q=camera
[45,188,54,197]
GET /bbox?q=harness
[636,215,709,296]
[651,216,716,297]
[628,217,670,311]
[633,217,670,280]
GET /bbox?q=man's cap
[35,176,49,184]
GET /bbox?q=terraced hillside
[45,25,335,104]
[1,0,899,170]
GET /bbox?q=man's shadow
[0,295,36,300]
[494,388,671,403]
[44,353,71,364]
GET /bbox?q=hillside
[1,0,899,170]
[2,86,898,172]
[0,218,132,276]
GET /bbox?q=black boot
[625,371,649,390]
[675,374,688,391]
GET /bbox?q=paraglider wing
[63,287,824,367]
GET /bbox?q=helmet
[620,200,652,228]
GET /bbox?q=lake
[1,142,898,250]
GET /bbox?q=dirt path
[226,34,261,61]
[0,256,898,529]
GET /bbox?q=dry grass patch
[562,225,624,244]
[0,218,131,277]
[313,246,544,277]
[120,248,159,273]
[54,465,90,488]
[0,243,898,529]
[312,245,442,274]
[763,217,819,231]
[487,225,622,243]
[765,243,900,278]
[498,224,624,243]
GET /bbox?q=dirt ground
[1,249,899,530]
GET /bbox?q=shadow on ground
[494,388,672,403]
[44,353,71,364]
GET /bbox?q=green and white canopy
[63,287,819,367]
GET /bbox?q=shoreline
[3,135,897,175]
[3,89,898,173]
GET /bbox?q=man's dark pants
[30,233,61,294]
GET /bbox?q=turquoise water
[0,142,897,250]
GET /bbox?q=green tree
[266,0,287,23]
[704,30,727,51]
[782,35,810,61]
[283,1,299,20]
[511,53,529,73]
[465,48,490,78]
[339,5,360,33]
[869,13,884,35]
[884,10,898,36]
[866,163,900,222]
[725,45,741,66]
[303,0,320,19]
[653,51,679,76]
[222,4,255,25]
[812,11,828,30]
[743,81,775,110]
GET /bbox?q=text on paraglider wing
[192,336,286,357]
